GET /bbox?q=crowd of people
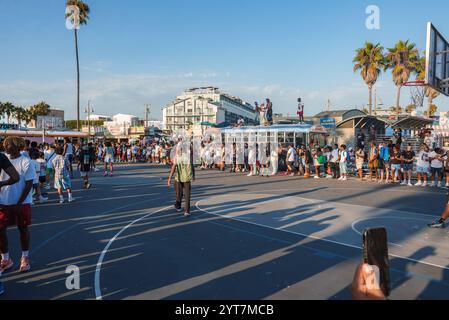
[196,138,449,189]
[0,130,448,296]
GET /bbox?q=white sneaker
[430,182,436,187]
[338,177,343,181]
[59,198,65,204]
[247,173,253,177]
[400,181,407,186]
[438,183,444,188]
[422,182,427,187]
[68,198,75,203]
[415,181,422,186]
[342,177,347,181]
[314,176,320,179]
[446,183,449,188]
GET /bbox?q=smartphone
[363,227,391,297]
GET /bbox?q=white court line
[254,186,444,195]
[350,216,434,248]
[196,198,449,272]
[205,190,440,220]
[94,205,172,300]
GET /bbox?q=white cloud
[1,73,448,120]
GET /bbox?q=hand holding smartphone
[363,227,391,297]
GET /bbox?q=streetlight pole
[144,104,151,127]
[84,100,94,141]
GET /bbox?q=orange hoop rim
[403,80,426,87]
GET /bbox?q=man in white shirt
[0,137,35,274]
[415,144,431,187]
[429,148,444,188]
[330,144,340,179]
[338,145,348,181]
[287,145,296,177]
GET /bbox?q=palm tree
[0,102,5,122]
[14,106,28,127]
[29,101,51,120]
[353,42,386,115]
[2,102,16,123]
[66,0,90,132]
[29,101,51,128]
[386,40,420,115]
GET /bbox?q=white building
[162,87,256,132]
[103,114,140,139]
[87,114,112,121]
[145,120,163,129]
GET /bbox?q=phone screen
[363,227,391,297]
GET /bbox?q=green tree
[65,119,104,130]
[0,102,17,123]
[386,40,420,115]
[14,106,32,127]
[66,0,90,132]
[353,42,386,115]
[29,101,51,120]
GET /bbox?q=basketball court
[1,22,449,301]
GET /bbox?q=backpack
[345,151,351,163]
[318,155,327,165]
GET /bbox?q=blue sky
[0,0,448,120]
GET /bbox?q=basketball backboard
[426,22,449,96]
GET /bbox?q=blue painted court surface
[1,164,448,300]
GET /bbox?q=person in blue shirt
[378,140,390,184]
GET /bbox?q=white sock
[1,253,9,261]
[22,251,29,258]
[68,193,72,200]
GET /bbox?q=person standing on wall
[297,98,304,124]
[266,98,273,126]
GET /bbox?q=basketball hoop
[403,80,426,87]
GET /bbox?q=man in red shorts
[0,146,19,295]
[0,137,35,273]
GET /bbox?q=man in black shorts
[428,193,449,228]
[79,141,92,189]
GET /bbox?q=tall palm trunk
[368,85,373,115]
[75,28,80,132]
[396,85,402,115]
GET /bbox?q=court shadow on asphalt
[2,165,449,300]
[93,189,449,300]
